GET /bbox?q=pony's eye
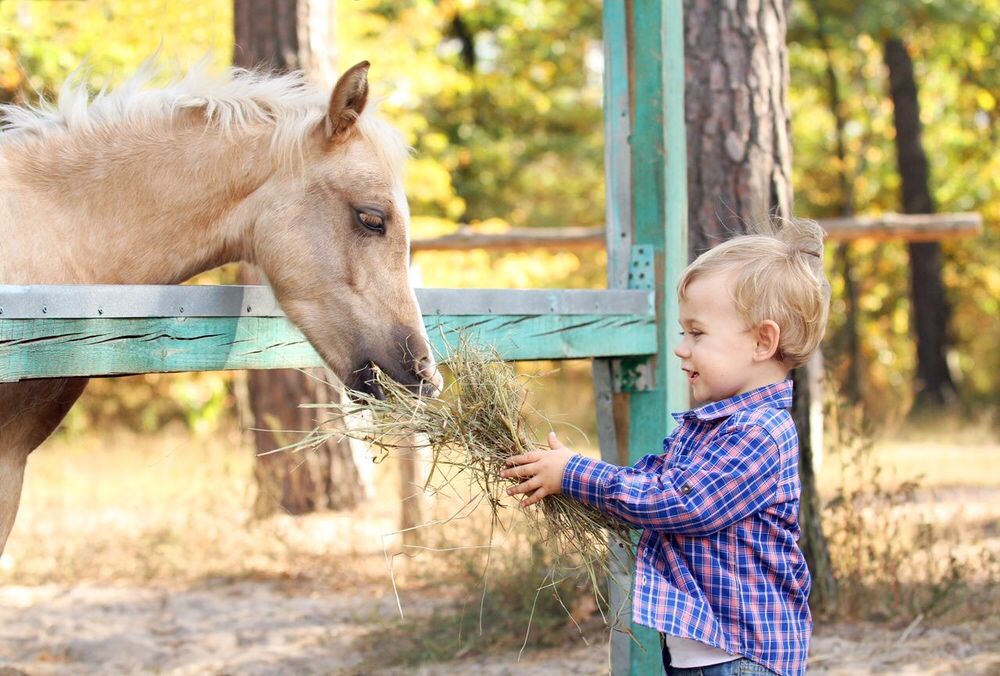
[353,207,386,235]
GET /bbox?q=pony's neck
[1,114,281,284]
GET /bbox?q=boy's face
[674,272,765,405]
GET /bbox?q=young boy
[501,220,830,676]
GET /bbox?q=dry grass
[1,423,406,588]
[2,371,997,671]
[818,403,1000,622]
[279,341,634,622]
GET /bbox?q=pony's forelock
[0,60,408,178]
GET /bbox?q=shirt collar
[672,380,794,423]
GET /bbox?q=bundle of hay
[288,339,633,589]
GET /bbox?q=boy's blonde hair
[678,219,831,369]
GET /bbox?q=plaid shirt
[562,381,810,676]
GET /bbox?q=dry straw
[286,338,634,615]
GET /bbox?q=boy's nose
[674,342,688,359]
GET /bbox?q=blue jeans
[663,657,779,676]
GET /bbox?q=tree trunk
[683,0,837,614]
[246,365,366,517]
[883,37,957,410]
[814,2,861,404]
[398,433,431,546]
[684,0,793,257]
[234,0,368,518]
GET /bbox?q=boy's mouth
[683,368,699,383]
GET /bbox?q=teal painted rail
[0,286,656,382]
[0,313,656,382]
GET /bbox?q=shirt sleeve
[561,422,781,535]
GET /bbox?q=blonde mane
[0,61,409,177]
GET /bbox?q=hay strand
[284,338,634,620]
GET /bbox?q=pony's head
[249,62,442,399]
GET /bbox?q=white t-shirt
[664,634,741,668]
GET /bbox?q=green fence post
[600,1,688,672]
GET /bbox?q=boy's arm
[562,422,781,535]
[502,434,667,507]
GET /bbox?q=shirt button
[681,484,692,495]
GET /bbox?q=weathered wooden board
[598,2,636,673]
[409,212,982,252]
[616,1,689,672]
[0,313,656,382]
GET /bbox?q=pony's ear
[325,61,370,139]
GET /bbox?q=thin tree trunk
[814,2,861,403]
[234,0,367,518]
[883,37,957,411]
[246,365,365,517]
[683,0,837,614]
[398,433,430,546]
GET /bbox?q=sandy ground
[0,580,605,675]
[2,578,998,675]
[2,426,997,675]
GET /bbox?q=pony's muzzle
[414,356,443,398]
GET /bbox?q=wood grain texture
[0,313,657,382]
[408,212,981,253]
[620,1,685,672]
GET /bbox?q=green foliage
[339,0,605,228]
[3,1,997,431]
[0,0,232,101]
[791,0,1000,416]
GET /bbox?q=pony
[0,60,443,555]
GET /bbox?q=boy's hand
[500,432,576,507]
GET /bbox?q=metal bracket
[613,245,656,393]
[627,244,654,291]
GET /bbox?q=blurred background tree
[789,0,999,420]
[231,0,373,518]
[0,0,995,442]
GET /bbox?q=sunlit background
[0,1,997,673]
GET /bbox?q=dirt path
[1,581,388,674]
[3,429,997,674]
[0,580,610,675]
[2,580,998,675]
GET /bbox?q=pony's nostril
[415,356,444,397]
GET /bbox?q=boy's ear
[753,320,781,362]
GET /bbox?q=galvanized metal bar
[0,285,285,319]
[0,285,652,319]
[417,288,652,317]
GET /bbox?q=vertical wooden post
[595,3,634,673]
[597,1,688,673]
